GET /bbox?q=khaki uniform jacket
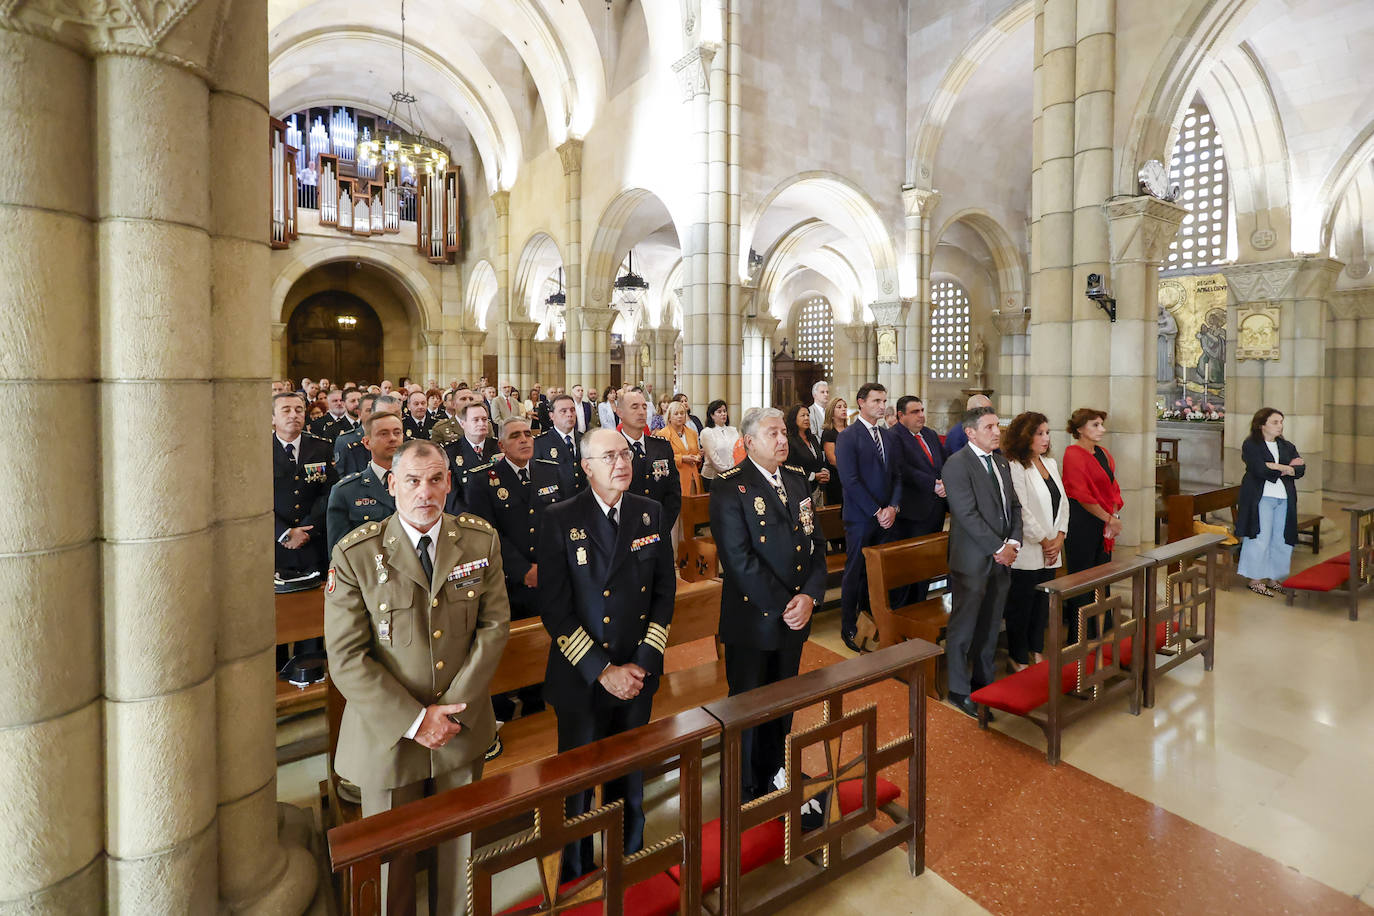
[325,511,511,790]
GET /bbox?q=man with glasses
[537,428,676,881]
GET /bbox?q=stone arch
[742,172,899,305]
[907,0,1033,188]
[1115,0,1265,198]
[583,188,686,312]
[272,242,437,332]
[1316,122,1374,254]
[465,259,499,330]
[933,209,1027,312]
[511,231,565,322]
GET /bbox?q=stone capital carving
[671,44,716,102]
[991,308,1031,336]
[842,322,871,344]
[506,320,540,338]
[270,322,286,342]
[902,187,941,220]
[650,327,682,346]
[750,316,780,341]
[2,0,224,72]
[1103,195,1188,265]
[579,307,618,332]
[535,339,562,355]
[453,329,487,346]
[868,299,907,328]
[1220,257,1343,305]
[490,190,510,218]
[557,138,583,176]
[421,329,444,348]
[1328,287,1374,320]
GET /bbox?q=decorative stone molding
[270,322,286,342]
[1235,305,1280,361]
[749,316,779,341]
[1103,196,1188,265]
[1,0,224,73]
[842,323,871,344]
[453,329,487,346]
[580,307,617,332]
[557,138,583,176]
[506,320,539,338]
[421,329,443,348]
[902,186,941,220]
[1221,257,1343,305]
[868,299,907,328]
[991,307,1031,336]
[489,190,510,219]
[1328,287,1374,319]
[671,44,716,102]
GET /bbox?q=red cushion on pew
[498,871,681,916]
[970,656,1097,716]
[1283,563,1349,593]
[1106,621,1179,666]
[1322,552,1350,566]
[836,776,901,814]
[668,817,784,892]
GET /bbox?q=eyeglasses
[586,448,633,467]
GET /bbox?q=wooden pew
[1295,513,1323,554]
[861,533,950,698]
[678,493,719,581]
[1166,485,1239,545]
[1282,500,1374,621]
[275,589,328,762]
[816,505,847,580]
[322,578,726,829]
[1137,532,1226,707]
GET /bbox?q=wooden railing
[1342,501,1374,621]
[1137,533,1226,707]
[703,638,942,915]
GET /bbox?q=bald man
[943,394,992,458]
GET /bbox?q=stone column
[673,45,716,411]
[422,329,443,383]
[841,323,875,395]
[992,308,1032,418]
[644,328,676,397]
[902,188,940,395]
[271,322,287,380]
[534,340,564,390]
[0,27,105,912]
[1326,289,1374,497]
[870,299,908,395]
[506,320,539,392]
[1221,257,1342,516]
[1028,0,1076,436]
[747,316,779,409]
[580,307,618,389]
[453,329,487,385]
[1104,197,1187,548]
[491,189,512,385]
[558,139,584,392]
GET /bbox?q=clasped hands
[994,542,1019,566]
[599,662,650,700]
[876,506,898,529]
[283,525,313,549]
[1040,532,1065,565]
[414,702,467,749]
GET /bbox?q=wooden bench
[678,493,719,582]
[1154,459,1180,544]
[816,505,847,580]
[1295,513,1323,554]
[861,532,951,698]
[1166,485,1240,583]
[1282,500,1374,621]
[322,577,727,829]
[276,588,329,762]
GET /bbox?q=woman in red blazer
[1060,407,1123,640]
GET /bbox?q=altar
[1158,419,1224,488]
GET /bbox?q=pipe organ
[318,154,339,226]
[268,118,298,249]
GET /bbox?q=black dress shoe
[947,693,991,721]
[841,632,862,653]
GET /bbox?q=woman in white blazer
[1003,412,1070,671]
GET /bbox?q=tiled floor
[279,509,1374,913]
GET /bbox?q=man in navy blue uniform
[537,427,676,880]
[533,393,587,495]
[443,401,500,506]
[710,407,827,800]
[888,395,948,602]
[273,391,338,581]
[617,386,680,542]
[834,382,900,651]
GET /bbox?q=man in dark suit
[618,386,681,542]
[309,388,354,441]
[834,382,900,652]
[570,384,595,433]
[534,393,587,495]
[888,395,948,602]
[443,401,499,505]
[711,408,827,800]
[943,406,1022,718]
[537,427,676,880]
[273,392,338,582]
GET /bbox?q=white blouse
[1262,440,1287,500]
[699,426,741,478]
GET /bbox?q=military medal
[569,527,586,541]
[576,546,588,565]
[799,497,815,535]
[550,447,558,458]
[754,496,766,516]
[457,456,464,466]
[497,487,509,500]
[374,554,388,582]
[642,512,651,526]
[377,615,391,643]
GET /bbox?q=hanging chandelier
[614,250,649,318]
[357,0,450,177]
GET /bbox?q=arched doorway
[287,291,383,383]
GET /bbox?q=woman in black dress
[784,403,829,500]
[819,397,848,507]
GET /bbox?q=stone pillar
[580,307,617,389]
[992,308,1032,419]
[422,329,444,383]
[506,320,539,392]
[1104,197,1187,548]
[673,45,716,411]
[271,322,287,380]
[746,316,779,410]
[1221,257,1342,516]
[558,139,584,392]
[491,189,512,385]
[534,340,564,390]
[841,323,875,395]
[902,188,940,395]
[0,27,105,912]
[453,329,487,385]
[870,299,908,395]
[1028,0,1076,438]
[1326,289,1374,496]
[646,328,678,397]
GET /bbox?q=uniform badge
[652,458,670,480]
[489,470,499,486]
[576,546,588,566]
[569,528,587,541]
[550,447,558,458]
[326,568,336,593]
[738,485,747,494]
[374,554,388,584]
[457,456,464,466]
[497,487,509,500]
[754,496,766,516]
[642,512,651,526]
[303,461,328,482]
[537,484,559,497]
[799,497,815,536]
[377,615,391,643]
[447,557,490,581]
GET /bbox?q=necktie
[870,425,885,464]
[607,506,618,531]
[284,442,295,463]
[982,454,1005,520]
[417,535,434,583]
[383,469,392,489]
[565,434,576,459]
[518,467,529,486]
[632,441,645,461]
[473,442,483,457]
[915,431,934,465]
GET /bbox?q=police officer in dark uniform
[537,428,676,880]
[309,388,356,441]
[710,407,827,801]
[615,386,680,542]
[326,411,404,555]
[533,393,587,495]
[273,391,339,581]
[401,390,434,440]
[443,401,500,506]
[335,394,404,476]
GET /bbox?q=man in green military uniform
[326,411,404,555]
[325,438,510,916]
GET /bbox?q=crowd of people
[269,371,1304,911]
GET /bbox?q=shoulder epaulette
[337,521,383,550]
[468,460,496,474]
[305,432,330,443]
[534,458,559,467]
[336,469,365,485]
[782,464,805,476]
[454,512,494,532]
[718,465,742,479]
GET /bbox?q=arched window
[1166,96,1229,270]
[795,296,834,374]
[930,279,971,380]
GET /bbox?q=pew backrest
[1166,485,1240,545]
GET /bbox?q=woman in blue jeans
[1236,407,1306,596]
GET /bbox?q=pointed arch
[465,259,499,330]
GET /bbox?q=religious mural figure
[1157,305,1178,382]
[1193,310,1225,385]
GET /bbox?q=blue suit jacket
[943,422,968,458]
[835,421,898,525]
[887,424,946,529]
